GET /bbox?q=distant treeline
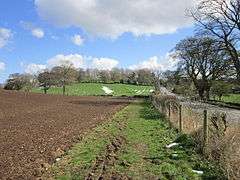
[3,67,154,94]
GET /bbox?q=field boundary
[151,92,240,179]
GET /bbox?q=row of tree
[4,65,154,94]
[159,0,240,101]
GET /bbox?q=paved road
[159,87,240,124]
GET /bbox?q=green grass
[32,83,153,96]
[44,101,222,179]
[221,94,240,104]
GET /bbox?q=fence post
[203,109,209,154]
[179,105,182,133]
[168,103,171,119]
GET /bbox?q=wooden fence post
[168,103,171,119]
[203,109,209,154]
[179,105,182,133]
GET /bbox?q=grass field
[44,101,222,179]
[221,94,240,104]
[32,83,154,96]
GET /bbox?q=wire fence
[151,92,240,179]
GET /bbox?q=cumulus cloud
[130,53,179,71]
[35,0,195,38]
[24,63,46,74]
[71,34,84,46]
[31,28,45,38]
[92,58,119,70]
[0,62,6,71]
[20,21,45,39]
[0,28,12,48]
[47,54,85,69]
[129,56,163,71]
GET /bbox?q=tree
[175,36,229,100]
[37,71,53,94]
[51,65,78,95]
[190,0,240,83]
[127,71,137,84]
[4,73,34,91]
[98,70,111,83]
[211,81,232,100]
[136,69,154,85]
[162,69,182,87]
[110,68,122,83]
[77,68,86,82]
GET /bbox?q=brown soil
[0,90,131,179]
[86,136,127,180]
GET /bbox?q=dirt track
[0,90,131,179]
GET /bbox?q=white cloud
[130,56,163,71]
[20,21,45,39]
[25,63,46,74]
[47,54,85,69]
[32,28,45,38]
[71,34,84,46]
[35,0,195,38]
[92,58,119,70]
[0,62,6,71]
[0,28,12,48]
[130,53,179,71]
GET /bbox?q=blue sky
[0,0,195,82]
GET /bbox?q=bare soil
[0,90,131,179]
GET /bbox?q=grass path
[44,101,222,179]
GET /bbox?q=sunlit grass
[32,83,153,96]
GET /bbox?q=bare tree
[136,69,154,85]
[51,64,78,95]
[98,70,111,83]
[175,36,229,100]
[110,68,122,83]
[190,0,240,82]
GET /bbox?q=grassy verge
[32,83,153,96]
[44,101,223,179]
[221,94,240,104]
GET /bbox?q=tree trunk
[44,85,47,94]
[205,85,211,101]
[225,40,240,84]
[63,84,66,95]
[198,89,205,101]
[236,66,240,84]
[232,55,240,84]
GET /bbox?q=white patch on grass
[102,86,114,95]
[150,89,154,93]
[172,153,178,157]
[136,90,141,94]
[56,158,61,162]
[192,170,204,175]
[137,89,146,95]
[166,142,179,148]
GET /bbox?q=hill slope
[32,83,154,96]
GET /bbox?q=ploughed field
[0,90,130,179]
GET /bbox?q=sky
[0,0,195,83]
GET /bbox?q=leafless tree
[51,64,78,95]
[175,36,229,100]
[190,0,240,82]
